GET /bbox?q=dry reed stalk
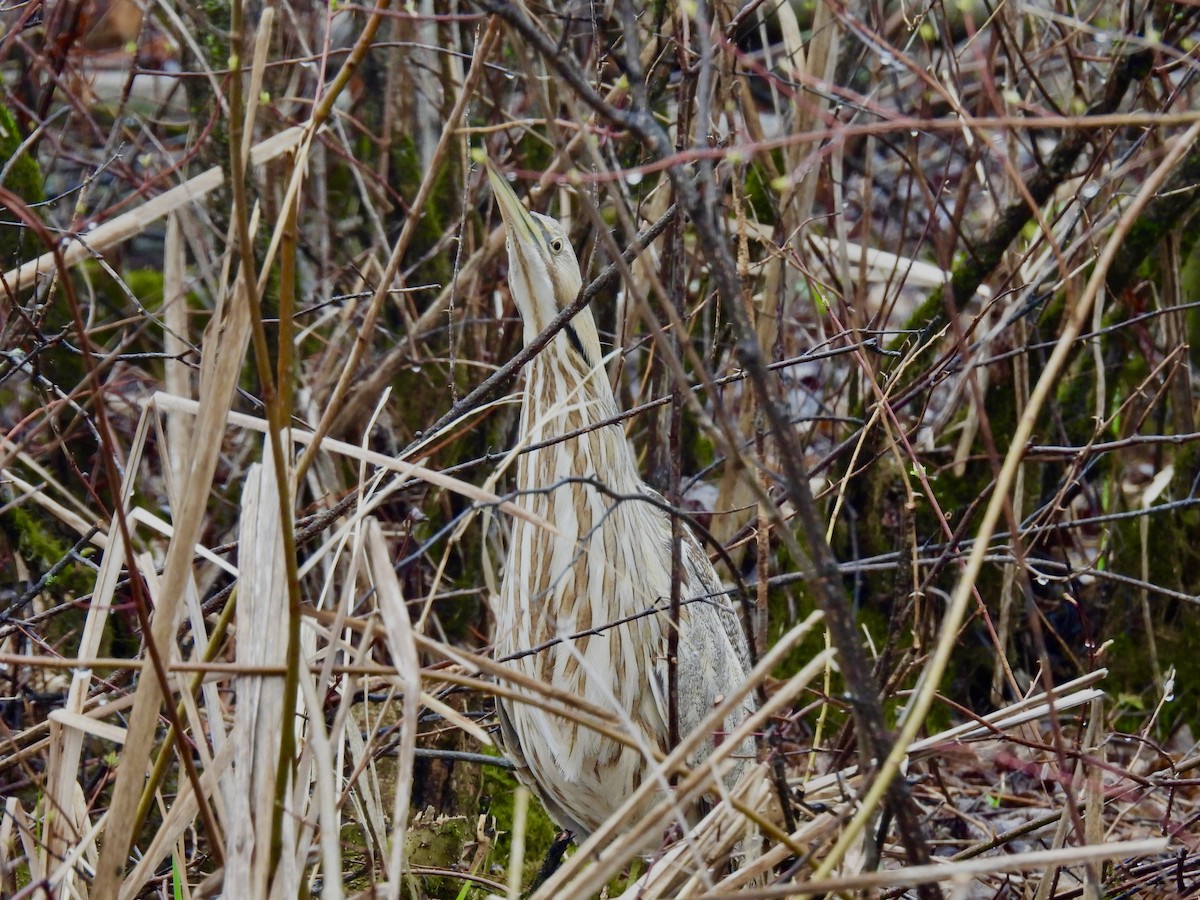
[301,502,378,863]
[122,727,238,898]
[588,666,1109,897]
[337,32,672,432]
[533,612,828,898]
[294,19,501,485]
[366,518,421,897]
[294,666,343,900]
[344,694,390,879]
[222,458,289,896]
[713,0,842,551]
[0,127,308,292]
[0,468,107,549]
[162,213,190,495]
[506,786,530,900]
[757,839,1170,898]
[600,671,1126,897]
[809,116,1200,885]
[42,404,153,897]
[90,221,256,895]
[626,764,777,897]
[0,440,104,525]
[0,798,25,893]
[148,392,551,530]
[3,2,1196,895]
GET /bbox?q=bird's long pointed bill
[485,160,544,254]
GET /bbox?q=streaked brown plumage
[487,160,756,842]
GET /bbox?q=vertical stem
[225,0,304,878]
[663,9,698,769]
[754,422,769,661]
[665,213,685,763]
[277,161,299,422]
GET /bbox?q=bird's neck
[522,304,604,371]
[519,309,638,486]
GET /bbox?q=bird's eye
[550,238,564,254]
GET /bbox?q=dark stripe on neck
[564,323,591,368]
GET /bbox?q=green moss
[1105,610,1200,735]
[77,262,166,316]
[0,103,46,268]
[743,154,782,227]
[512,131,556,187]
[3,503,64,571]
[196,0,231,71]
[1104,438,1200,695]
[765,553,828,678]
[478,747,557,890]
[389,134,456,292]
[1108,142,1200,292]
[1183,239,1200,369]
[680,406,715,474]
[0,502,93,600]
[402,809,476,898]
[124,268,166,307]
[0,498,99,663]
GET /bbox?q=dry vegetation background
[1,0,1199,896]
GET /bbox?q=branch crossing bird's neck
[523,298,603,370]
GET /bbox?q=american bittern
[487,160,757,842]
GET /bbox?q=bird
[485,158,757,844]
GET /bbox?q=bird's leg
[527,830,573,894]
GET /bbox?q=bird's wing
[682,526,755,678]
[678,527,758,740]
[633,486,757,773]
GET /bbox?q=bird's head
[486,160,584,341]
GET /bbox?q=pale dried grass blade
[712,0,844,548]
[507,786,529,900]
[4,798,44,886]
[44,403,152,888]
[2,164,220,290]
[784,674,1109,818]
[812,118,1200,887]
[72,783,99,884]
[162,212,190,494]
[0,469,104,546]
[275,608,321,900]
[223,458,290,897]
[804,234,994,298]
[801,839,1168,896]
[241,8,274,163]
[46,709,127,746]
[366,517,420,898]
[412,635,628,744]
[46,782,108,895]
[0,797,13,894]
[126,507,238,575]
[92,246,255,894]
[1083,696,1106,897]
[294,663,345,900]
[909,670,1108,749]
[344,696,389,870]
[420,691,492,746]
[0,440,100,524]
[181,563,229,758]
[628,763,775,897]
